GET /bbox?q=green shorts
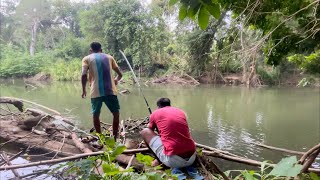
[91,95,120,115]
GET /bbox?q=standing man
[140,98,196,168]
[81,42,122,139]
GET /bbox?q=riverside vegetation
[0,0,319,86]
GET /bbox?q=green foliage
[256,67,280,86]
[269,156,302,177]
[171,0,221,30]
[79,0,171,74]
[0,44,46,77]
[218,156,304,180]
[54,132,177,179]
[288,50,320,74]
[136,153,155,167]
[47,59,82,81]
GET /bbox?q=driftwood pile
[0,96,320,180]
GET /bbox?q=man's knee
[140,128,150,137]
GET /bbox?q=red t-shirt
[149,106,196,156]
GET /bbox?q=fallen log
[196,143,241,157]
[71,133,92,153]
[116,154,144,171]
[299,143,320,164]
[1,97,60,115]
[202,150,320,173]
[301,148,320,173]
[251,142,305,156]
[0,97,24,112]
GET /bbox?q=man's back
[82,53,118,98]
[149,106,196,157]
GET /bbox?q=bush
[47,58,82,81]
[288,50,320,74]
[257,67,280,85]
[0,45,47,77]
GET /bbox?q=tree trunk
[30,19,39,56]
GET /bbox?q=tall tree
[14,0,52,55]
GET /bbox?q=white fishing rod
[119,50,152,115]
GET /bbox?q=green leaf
[102,163,121,176]
[136,153,154,166]
[169,0,179,6]
[187,1,200,20]
[269,156,303,177]
[241,170,258,180]
[111,145,126,157]
[310,172,320,180]
[137,175,148,180]
[205,3,220,19]
[179,4,188,20]
[105,137,115,149]
[198,5,210,30]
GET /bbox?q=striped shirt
[82,53,118,98]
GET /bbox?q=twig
[0,148,149,171]
[197,155,214,180]
[0,150,24,166]
[1,152,21,179]
[208,158,230,180]
[129,118,148,131]
[126,155,135,170]
[17,169,49,179]
[52,133,66,159]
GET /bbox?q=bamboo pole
[251,142,305,156]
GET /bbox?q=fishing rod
[119,50,152,115]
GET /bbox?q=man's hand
[82,90,86,98]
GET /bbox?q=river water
[1,79,319,170]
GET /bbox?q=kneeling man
[140,98,196,168]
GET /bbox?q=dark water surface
[1,79,319,170]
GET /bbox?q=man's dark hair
[90,42,102,52]
[157,98,171,108]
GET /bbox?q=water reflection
[1,80,319,165]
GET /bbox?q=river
[1,79,319,170]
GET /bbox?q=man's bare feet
[151,159,160,167]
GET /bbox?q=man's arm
[113,67,122,85]
[81,58,89,98]
[81,74,87,98]
[110,56,122,85]
[148,115,156,131]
